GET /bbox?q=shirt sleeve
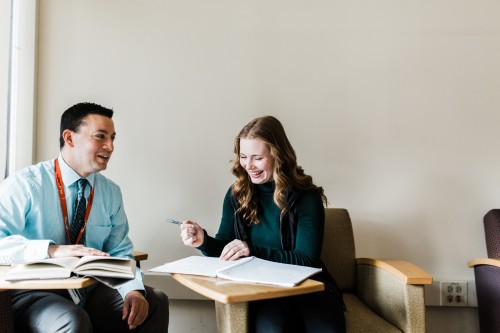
[0,171,52,264]
[0,236,51,264]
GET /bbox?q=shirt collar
[58,153,95,188]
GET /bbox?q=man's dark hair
[59,102,114,148]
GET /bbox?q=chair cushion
[343,293,402,333]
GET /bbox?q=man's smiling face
[64,114,116,177]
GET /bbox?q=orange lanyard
[54,158,95,244]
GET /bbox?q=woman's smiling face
[239,138,274,184]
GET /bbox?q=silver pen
[166,219,182,225]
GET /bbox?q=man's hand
[123,290,149,330]
[48,244,109,258]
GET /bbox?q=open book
[5,256,135,281]
[150,256,322,287]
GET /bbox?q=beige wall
[32,1,500,331]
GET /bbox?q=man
[0,102,169,332]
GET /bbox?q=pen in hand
[166,219,182,225]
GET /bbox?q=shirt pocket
[85,225,111,249]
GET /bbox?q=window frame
[1,0,38,180]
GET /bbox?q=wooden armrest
[132,250,148,262]
[356,258,432,285]
[468,258,500,268]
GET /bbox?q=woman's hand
[180,221,204,247]
[220,239,250,260]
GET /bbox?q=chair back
[321,208,356,292]
[484,209,500,258]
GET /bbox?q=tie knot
[77,178,88,196]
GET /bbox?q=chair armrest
[356,258,432,285]
[468,258,500,268]
[132,250,148,268]
[132,250,148,262]
[355,258,432,333]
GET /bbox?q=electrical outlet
[440,281,467,306]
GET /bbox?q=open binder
[150,255,321,287]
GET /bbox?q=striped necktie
[69,178,88,307]
[70,178,88,245]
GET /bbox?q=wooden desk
[0,266,95,290]
[0,266,95,333]
[171,273,324,333]
[0,251,147,289]
[0,251,148,332]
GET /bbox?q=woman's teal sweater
[197,182,325,268]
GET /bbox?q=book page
[75,268,134,279]
[4,256,135,281]
[4,262,73,280]
[76,261,132,273]
[75,255,131,268]
[216,257,322,287]
[149,256,253,277]
[23,257,81,270]
[73,256,135,279]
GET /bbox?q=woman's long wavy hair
[231,116,327,224]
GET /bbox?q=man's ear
[62,129,75,148]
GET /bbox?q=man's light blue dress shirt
[0,154,144,298]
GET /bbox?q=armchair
[322,208,432,332]
[215,208,432,332]
[468,209,500,333]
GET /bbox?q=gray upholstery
[343,293,401,333]
[321,208,356,291]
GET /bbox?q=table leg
[215,301,249,333]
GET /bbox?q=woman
[181,116,345,333]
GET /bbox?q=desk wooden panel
[0,251,148,333]
[0,251,148,290]
[171,273,324,304]
[0,266,95,333]
[0,266,94,290]
[171,273,324,333]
